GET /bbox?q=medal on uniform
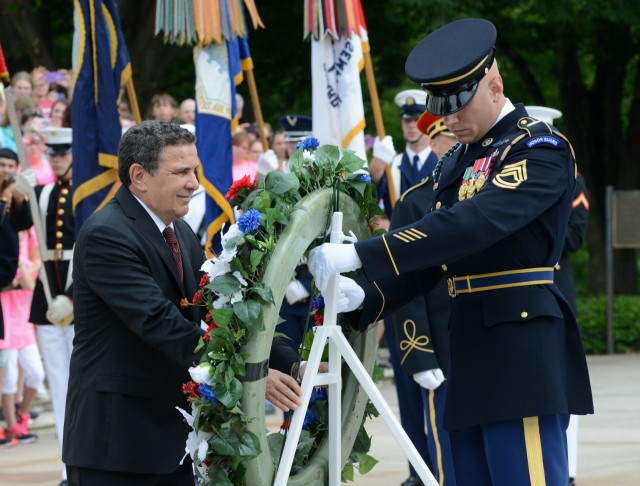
[470,156,495,195]
[458,166,473,201]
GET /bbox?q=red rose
[204,311,213,323]
[192,291,202,305]
[180,298,188,308]
[280,416,292,431]
[225,175,254,200]
[314,313,324,326]
[199,274,210,287]
[202,321,218,342]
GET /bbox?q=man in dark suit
[310,19,593,485]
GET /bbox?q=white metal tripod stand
[273,212,438,486]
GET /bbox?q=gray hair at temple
[118,120,196,187]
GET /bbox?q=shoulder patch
[399,176,430,202]
[517,116,553,138]
[526,135,561,148]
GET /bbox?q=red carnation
[199,273,210,287]
[225,175,254,200]
[314,312,324,326]
[192,291,202,305]
[182,381,200,399]
[204,311,213,324]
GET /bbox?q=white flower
[189,363,213,385]
[185,428,213,461]
[302,149,316,162]
[232,271,248,287]
[201,258,231,281]
[230,291,244,304]
[221,223,244,250]
[213,293,231,309]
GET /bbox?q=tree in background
[1,0,638,295]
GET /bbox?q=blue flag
[194,35,251,255]
[72,0,130,234]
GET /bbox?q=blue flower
[295,137,320,152]
[312,295,324,310]
[303,409,316,428]
[198,383,218,405]
[359,174,372,183]
[237,209,261,233]
[310,387,328,404]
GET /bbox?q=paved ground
[1,354,639,485]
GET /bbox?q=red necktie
[163,227,184,285]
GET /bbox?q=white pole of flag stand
[273,212,438,486]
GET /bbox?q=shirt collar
[132,193,174,233]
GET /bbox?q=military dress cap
[41,127,73,155]
[394,89,427,119]
[405,18,497,117]
[417,111,454,139]
[525,105,562,125]
[279,115,313,142]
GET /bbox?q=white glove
[413,368,445,390]
[308,243,362,293]
[285,278,310,305]
[257,149,279,175]
[336,276,365,313]
[372,135,396,165]
[15,169,36,195]
[46,295,74,327]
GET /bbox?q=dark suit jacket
[62,186,205,474]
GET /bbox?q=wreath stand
[273,212,438,486]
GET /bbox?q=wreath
[179,138,384,485]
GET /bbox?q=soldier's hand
[336,276,364,313]
[46,295,74,327]
[266,369,302,412]
[413,368,445,390]
[372,135,396,165]
[14,169,36,195]
[308,243,362,293]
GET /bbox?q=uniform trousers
[450,413,569,486]
[422,383,456,485]
[385,320,432,476]
[567,415,579,478]
[37,324,74,480]
[67,458,195,486]
[1,344,45,394]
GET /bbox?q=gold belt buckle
[51,249,63,260]
[447,277,457,298]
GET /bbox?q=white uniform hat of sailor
[394,89,427,119]
[40,127,72,154]
[525,106,562,125]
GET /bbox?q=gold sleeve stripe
[382,234,400,276]
[406,228,427,238]
[523,417,547,486]
[492,160,527,189]
[394,233,413,243]
[372,282,385,323]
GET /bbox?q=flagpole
[362,48,397,206]
[244,68,269,151]
[125,77,142,124]
[3,86,53,305]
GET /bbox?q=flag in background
[72,0,131,234]
[308,0,368,161]
[0,41,10,82]
[195,34,252,255]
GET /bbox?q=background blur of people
[50,99,69,128]
[10,71,33,100]
[148,93,179,122]
[179,98,196,125]
[231,131,257,181]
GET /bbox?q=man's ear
[490,74,504,101]
[129,163,147,192]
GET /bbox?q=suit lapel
[175,221,202,323]
[115,186,185,293]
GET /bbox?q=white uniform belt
[47,249,74,261]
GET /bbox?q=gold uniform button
[59,197,67,204]
[56,243,63,250]
[441,264,448,271]
[57,220,63,227]
[521,311,528,319]
[435,201,442,209]
[56,231,63,238]
[61,188,69,195]
[58,209,64,216]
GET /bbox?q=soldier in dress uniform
[279,114,313,160]
[370,89,439,219]
[527,105,590,486]
[386,112,459,486]
[11,126,75,486]
[309,18,593,485]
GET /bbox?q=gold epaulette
[399,176,430,203]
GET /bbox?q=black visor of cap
[424,82,480,117]
[46,144,72,155]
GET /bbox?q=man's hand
[46,295,74,327]
[257,149,279,175]
[413,368,445,390]
[308,243,362,293]
[266,369,302,412]
[372,135,396,165]
[336,276,364,313]
[14,169,36,195]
